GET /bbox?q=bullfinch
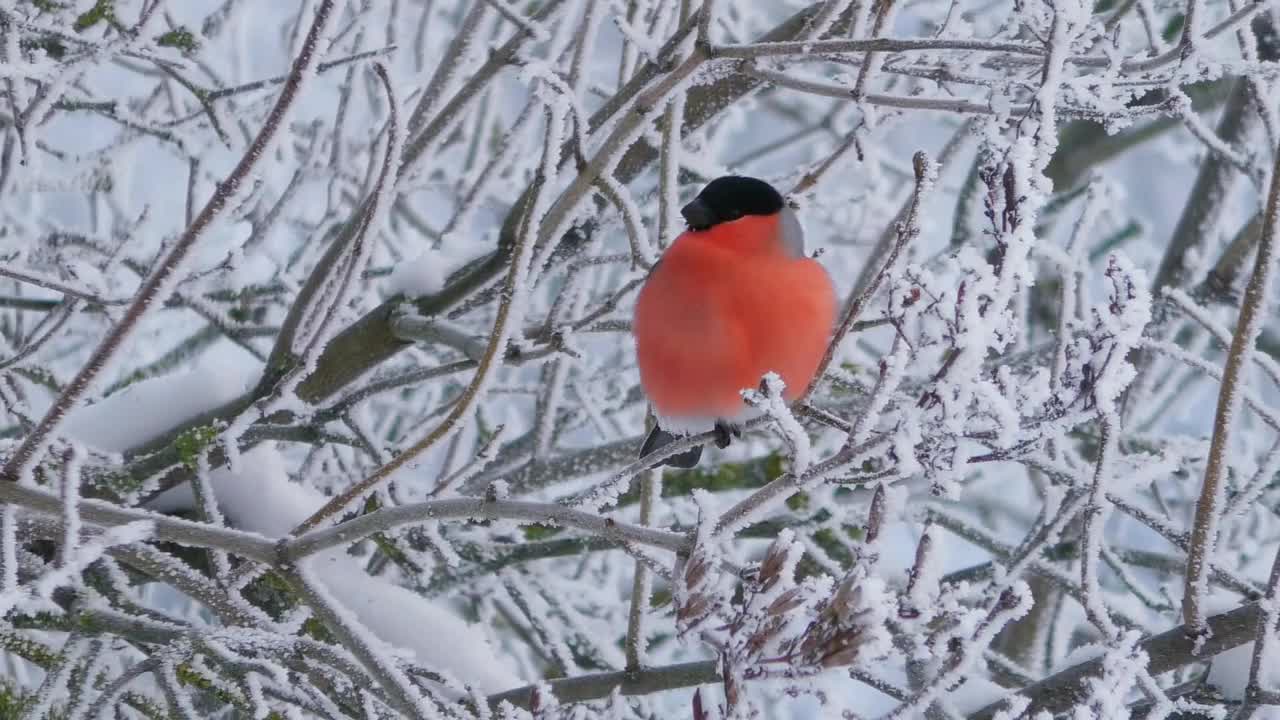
[632,176,837,468]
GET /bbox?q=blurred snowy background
[2,0,1280,717]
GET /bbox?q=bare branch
[1184,133,1280,635]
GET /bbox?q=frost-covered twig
[711,436,887,537]
[1166,287,1280,390]
[750,67,1053,116]
[1079,415,1119,636]
[567,416,775,510]
[281,565,440,719]
[744,373,812,473]
[1143,338,1280,430]
[1184,137,1280,636]
[805,150,935,401]
[0,480,277,563]
[1239,540,1280,716]
[390,314,488,361]
[488,659,719,710]
[5,0,1280,715]
[264,63,406,388]
[0,0,338,485]
[888,585,1030,718]
[1151,80,1255,296]
[404,2,489,142]
[625,453,661,670]
[970,601,1265,719]
[0,262,125,306]
[293,97,566,533]
[714,36,1045,59]
[852,0,897,98]
[595,174,655,269]
[657,85,686,249]
[284,497,688,561]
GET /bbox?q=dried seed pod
[746,616,785,656]
[831,579,865,625]
[677,592,713,630]
[723,661,741,711]
[766,586,805,617]
[820,642,862,668]
[757,539,790,592]
[865,483,886,543]
[683,551,711,590]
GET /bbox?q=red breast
[633,213,837,422]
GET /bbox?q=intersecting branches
[3,0,1280,717]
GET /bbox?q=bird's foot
[713,421,742,449]
[640,425,703,469]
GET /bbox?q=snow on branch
[3,0,1280,717]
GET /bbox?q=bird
[632,176,838,469]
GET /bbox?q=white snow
[5,0,1280,716]
[62,362,253,454]
[149,443,521,694]
[386,250,450,298]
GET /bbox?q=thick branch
[0,480,278,563]
[969,601,1263,719]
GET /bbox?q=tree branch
[284,497,689,562]
[487,659,718,710]
[0,0,338,485]
[1183,127,1280,635]
[969,601,1264,719]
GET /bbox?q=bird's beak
[681,198,715,231]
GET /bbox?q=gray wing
[779,206,805,257]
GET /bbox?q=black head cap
[681,176,785,231]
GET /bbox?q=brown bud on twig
[766,586,806,617]
[693,689,707,720]
[912,150,931,181]
[819,629,864,668]
[677,593,713,629]
[900,522,935,619]
[865,483,886,543]
[723,655,741,712]
[683,550,710,590]
[793,570,890,672]
[831,579,865,626]
[674,544,719,634]
[758,535,791,592]
[799,621,865,669]
[1001,163,1021,232]
[746,615,787,656]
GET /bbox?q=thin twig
[1183,134,1280,636]
[1238,538,1280,717]
[291,99,566,534]
[0,0,338,485]
[281,565,438,719]
[804,150,936,401]
[625,459,661,670]
[488,659,719,709]
[284,497,688,561]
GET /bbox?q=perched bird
[633,176,837,468]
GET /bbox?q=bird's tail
[639,424,703,469]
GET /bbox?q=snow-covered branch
[3,0,1280,717]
